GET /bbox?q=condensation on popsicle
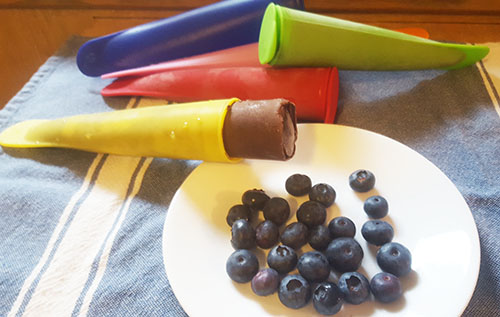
[0,99,297,162]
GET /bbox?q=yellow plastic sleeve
[0,98,241,162]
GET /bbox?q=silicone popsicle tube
[0,99,297,162]
[258,4,489,70]
[77,0,304,77]
[101,43,260,79]
[101,26,427,80]
[101,66,339,123]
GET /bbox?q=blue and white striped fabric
[0,37,499,316]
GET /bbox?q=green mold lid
[258,3,281,65]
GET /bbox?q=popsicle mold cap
[0,99,298,162]
[77,0,304,77]
[259,3,489,70]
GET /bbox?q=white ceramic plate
[163,124,480,317]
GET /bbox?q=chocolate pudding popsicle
[224,99,297,161]
[0,98,297,162]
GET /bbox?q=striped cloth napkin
[0,37,498,316]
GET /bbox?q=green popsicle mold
[258,4,489,70]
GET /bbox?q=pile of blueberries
[225,170,412,315]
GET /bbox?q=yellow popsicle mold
[0,98,241,162]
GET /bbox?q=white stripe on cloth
[477,42,500,119]
[8,97,166,316]
[21,155,144,316]
[77,157,153,316]
[75,99,170,315]
[8,153,105,317]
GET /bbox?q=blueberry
[377,242,412,277]
[361,220,394,246]
[226,249,259,283]
[278,274,311,309]
[255,220,280,249]
[308,225,332,251]
[263,197,290,226]
[242,189,270,210]
[231,219,256,250]
[312,282,343,315]
[370,272,402,303]
[309,183,336,207]
[281,222,309,249]
[297,251,331,283]
[328,216,356,239]
[226,204,252,227]
[251,268,279,296]
[297,200,326,228]
[364,195,388,219]
[338,272,370,305]
[349,169,375,192]
[285,174,312,196]
[325,237,364,273]
[267,245,298,274]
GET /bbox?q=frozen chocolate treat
[223,99,297,161]
[0,98,297,162]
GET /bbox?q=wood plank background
[1,0,500,108]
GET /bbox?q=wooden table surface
[1,0,500,109]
